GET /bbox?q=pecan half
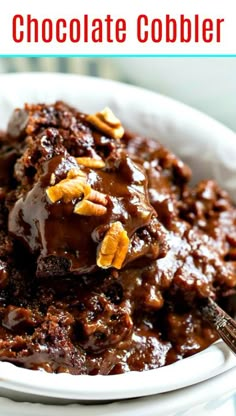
[76,157,105,169]
[87,189,108,206]
[74,199,107,216]
[97,221,129,269]
[74,189,108,216]
[86,107,124,140]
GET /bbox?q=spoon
[200,297,236,355]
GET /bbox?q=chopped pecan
[66,168,87,180]
[74,199,107,216]
[47,167,108,217]
[46,169,89,203]
[74,188,108,216]
[87,189,108,206]
[50,173,56,186]
[86,107,124,140]
[97,221,129,269]
[76,157,105,169]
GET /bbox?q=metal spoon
[200,297,236,355]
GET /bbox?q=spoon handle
[201,298,236,355]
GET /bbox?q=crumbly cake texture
[0,101,235,374]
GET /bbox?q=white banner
[0,0,235,55]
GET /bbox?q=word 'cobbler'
[12,14,224,44]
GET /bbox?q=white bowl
[0,367,235,416]
[0,73,235,403]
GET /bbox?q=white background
[0,0,236,55]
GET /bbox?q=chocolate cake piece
[0,101,234,375]
[7,103,168,277]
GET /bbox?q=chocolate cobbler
[0,101,235,374]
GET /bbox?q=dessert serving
[0,101,235,375]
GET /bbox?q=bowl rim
[0,365,235,414]
[0,341,235,401]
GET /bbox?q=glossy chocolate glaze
[0,102,235,374]
[9,151,165,276]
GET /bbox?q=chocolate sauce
[0,101,235,374]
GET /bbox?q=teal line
[0,54,236,58]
